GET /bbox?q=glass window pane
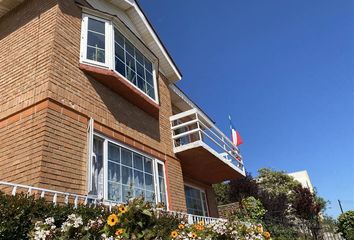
[108,143,120,162]
[88,32,105,49]
[88,18,105,34]
[146,83,155,99]
[184,186,207,216]
[133,154,144,171]
[144,158,153,174]
[136,50,144,65]
[145,71,153,86]
[159,177,165,194]
[144,173,154,191]
[122,166,133,185]
[134,170,144,189]
[136,62,144,78]
[157,163,164,178]
[137,76,146,92]
[108,182,121,202]
[87,47,105,63]
[145,190,155,202]
[115,58,125,76]
[121,148,132,167]
[125,41,135,57]
[125,53,135,72]
[122,185,133,202]
[126,67,136,84]
[115,44,124,62]
[135,188,144,198]
[114,29,124,47]
[145,60,153,73]
[108,161,120,182]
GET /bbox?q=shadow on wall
[0,0,57,40]
[87,74,161,142]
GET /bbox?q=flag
[229,115,243,146]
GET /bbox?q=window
[89,134,167,206]
[81,14,158,102]
[184,185,209,216]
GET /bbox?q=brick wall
[0,0,222,214]
[0,102,47,186]
[0,0,58,119]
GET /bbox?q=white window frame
[80,13,159,104]
[89,132,168,209]
[184,183,209,217]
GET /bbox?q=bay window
[80,14,158,102]
[184,185,209,216]
[89,134,167,207]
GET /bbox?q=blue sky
[139,0,354,217]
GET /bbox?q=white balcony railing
[170,108,245,174]
[0,181,220,224]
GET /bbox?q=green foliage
[292,185,325,220]
[0,191,109,240]
[257,168,301,197]
[213,182,230,205]
[229,196,266,223]
[264,221,299,240]
[337,211,354,240]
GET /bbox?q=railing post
[195,113,202,141]
[53,193,57,205]
[74,196,78,209]
[40,191,45,198]
[64,194,69,204]
[11,186,17,196]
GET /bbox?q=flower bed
[28,197,271,240]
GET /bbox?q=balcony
[170,109,246,184]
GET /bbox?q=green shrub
[0,191,109,240]
[338,211,354,240]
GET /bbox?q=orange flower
[115,228,124,235]
[118,205,128,214]
[263,231,271,239]
[170,230,178,238]
[195,224,204,231]
[107,214,119,226]
[197,220,205,226]
[191,232,197,239]
[178,223,185,229]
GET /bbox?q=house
[0,0,245,220]
[288,170,314,193]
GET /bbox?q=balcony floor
[175,141,245,184]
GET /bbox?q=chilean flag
[229,115,243,146]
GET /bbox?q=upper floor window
[81,14,158,102]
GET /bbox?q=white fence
[0,180,220,224]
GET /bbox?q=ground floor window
[88,134,167,207]
[184,185,209,216]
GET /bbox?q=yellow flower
[191,232,197,239]
[257,226,263,233]
[263,231,271,239]
[170,230,178,238]
[115,228,124,236]
[195,224,204,231]
[178,223,185,229]
[107,214,119,226]
[197,220,205,226]
[118,205,128,214]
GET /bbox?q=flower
[190,232,197,239]
[257,225,263,233]
[107,214,119,226]
[115,228,124,235]
[178,223,185,229]
[118,205,128,214]
[195,224,204,231]
[170,230,178,238]
[197,220,205,226]
[263,231,271,239]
